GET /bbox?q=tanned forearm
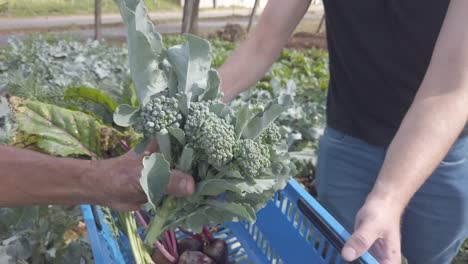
[218,0,311,102]
[0,146,97,207]
[369,0,468,211]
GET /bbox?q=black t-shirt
[323,0,466,146]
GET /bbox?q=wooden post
[315,14,325,34]
[247,0,260,33]
[181,0,200,34]
[189,0,200,34]
[181,0,192,33]
[94,0,102,40]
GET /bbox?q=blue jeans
[315,127,468,264]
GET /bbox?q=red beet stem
[155,240,176,263]
[135,211,148,229]
[178,226,203,241]
[120,139,131,151]
[203,226,214,242]
[165,231,175,257]
[170,230,178,258]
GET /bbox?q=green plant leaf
[195,178,277,197]
[167,127,185,146]
[140,153,171,208]
[242,95,294,140]
[208,102,231,118]
[64,87,118,112]
[201,70,221,101]
[116,0,167,105]
[205,200,256,222]
[234,106,263,139]
[177,93,190,116]
[176,146,193,173]
[166,34,211,96]
[134,136,151,155]
[155,130,171,163]
[113,104,140,127]
[13,98,118,159]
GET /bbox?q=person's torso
[322,0,467,146]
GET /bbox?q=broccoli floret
[140,95,182,135]
[234,139,271,178]
[184,102,210,138]
[257,123,282,145]
[185,101,236,167]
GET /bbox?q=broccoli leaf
[155,131,172,163]
[140,153,171,208]
[195,178,277,197]
[234,105,263,139]
[167,127,185,146]
[113,104,140,127]
[205,200,256,222]
[201,70,221,101]
[242,95,294,140]
[209,102,231,119]
[115,0,167,105]
[176,146,194,173]
[166,34,211,96]
[134,136,151,154]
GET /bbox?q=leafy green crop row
[0,34,329,263]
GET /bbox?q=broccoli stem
[116,211,153,264]
[144,197,178,246]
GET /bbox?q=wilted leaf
[12,97,128,159]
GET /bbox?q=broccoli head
[234,139,271,178]
[257,123,282,145]
[140,95,182,135]
[185,101,236,167]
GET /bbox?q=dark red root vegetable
[177,238,203,255]
[203,238,228,264]
[152,250,174,264]
[177,251,215,264]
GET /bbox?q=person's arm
[0,146,194,211]
[342,0,468,262]
[218,0,312,102]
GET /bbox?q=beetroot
[177,251,215,264]
[177,238,203,255]
[203,238,228,264]
[152,250,173,264]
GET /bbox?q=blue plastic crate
[81,179,379,264]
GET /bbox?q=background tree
[181,0,200,34]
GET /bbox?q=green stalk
[144,197,178,246]
[116,212,153,264]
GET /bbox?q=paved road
[0,10,321,45]
[0,17,257,45]
[0,5,323,31]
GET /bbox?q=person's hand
[90,142,195,211]
[341,195,403,264]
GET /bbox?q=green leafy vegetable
[112,0,297,258]
[64,87,119,113]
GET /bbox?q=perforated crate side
[222,179,379,264]
[81,205,127,264]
